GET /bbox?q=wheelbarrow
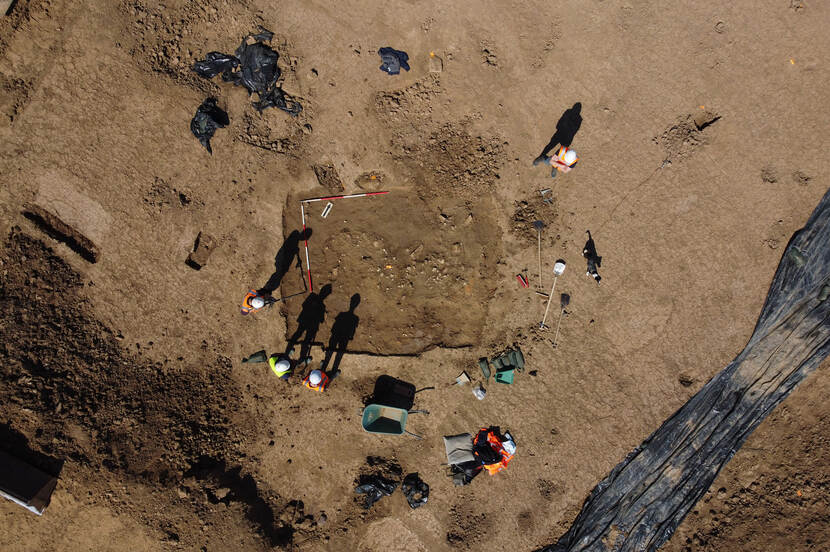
[361,404,429,439]
[361,375,432,438]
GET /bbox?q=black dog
[583,230,602,284]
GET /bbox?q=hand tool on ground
[553,293,570,347]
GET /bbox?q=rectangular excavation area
[281,189,499,355]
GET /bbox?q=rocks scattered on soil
[312,163,344,193]
[283,190,499,354]
[511,199,559,243]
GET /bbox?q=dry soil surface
[1,0,829,551]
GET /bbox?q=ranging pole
[298,191,390,292]
[300,191,390,204]
[301,202,312,290]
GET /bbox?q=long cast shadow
[286,283,332,361]
[535,102,582,163]
[259,229,310,295]
[321,293,361,378]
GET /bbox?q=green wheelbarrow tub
[362,404,409,435]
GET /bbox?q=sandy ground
[1,0,829,550]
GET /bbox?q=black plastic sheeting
[193,28,302,116]
[354,474,398,510]
[540,187,830,552]
[190,98,228,154]
[401,472,429,509]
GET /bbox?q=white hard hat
[274,359,291,372]
[251,296,265,309]
[563,149,578,165]
[308,370,323,385]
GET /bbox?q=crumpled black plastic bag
[192,28,302,116]
[378,47,410,75]
[401,473,429,509]
[193,52,239,79]
[190,97,228,154]
[354,475,398,510]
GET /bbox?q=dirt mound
[654,110,720,163]
[511,198,561,244]
[375,77,505,201]
[0,230,245,479]
[0,230,317,549]
[375,76,442,122]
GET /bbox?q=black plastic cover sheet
[193,28,302,116]
[190,98,228,154]
[354,474,398,510]
[540,187,830,552]
[401,472,429,509]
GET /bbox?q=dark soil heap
[0,230,243,479]
[0,230,311,550]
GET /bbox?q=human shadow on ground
[321,293,361,378]
[286,283,331,361]
[534,102,582,163]
[258,229,310,295]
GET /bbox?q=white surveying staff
[540,260,566,329]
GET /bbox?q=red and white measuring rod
[300,191,390,204]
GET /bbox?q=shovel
[553,293,570,347]
[540,260,566,329]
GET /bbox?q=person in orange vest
[544,145,578,178]
[472,427,516,475]
[302,369,330,392]
[241,289,276,315]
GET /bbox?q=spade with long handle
[553,293,570,347]
[533,221,545,289]
[540,260,566,328]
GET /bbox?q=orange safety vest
[302,372,330,392]
[241,289,260,315]
[478,429,514,475]
[555,146,579,168]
